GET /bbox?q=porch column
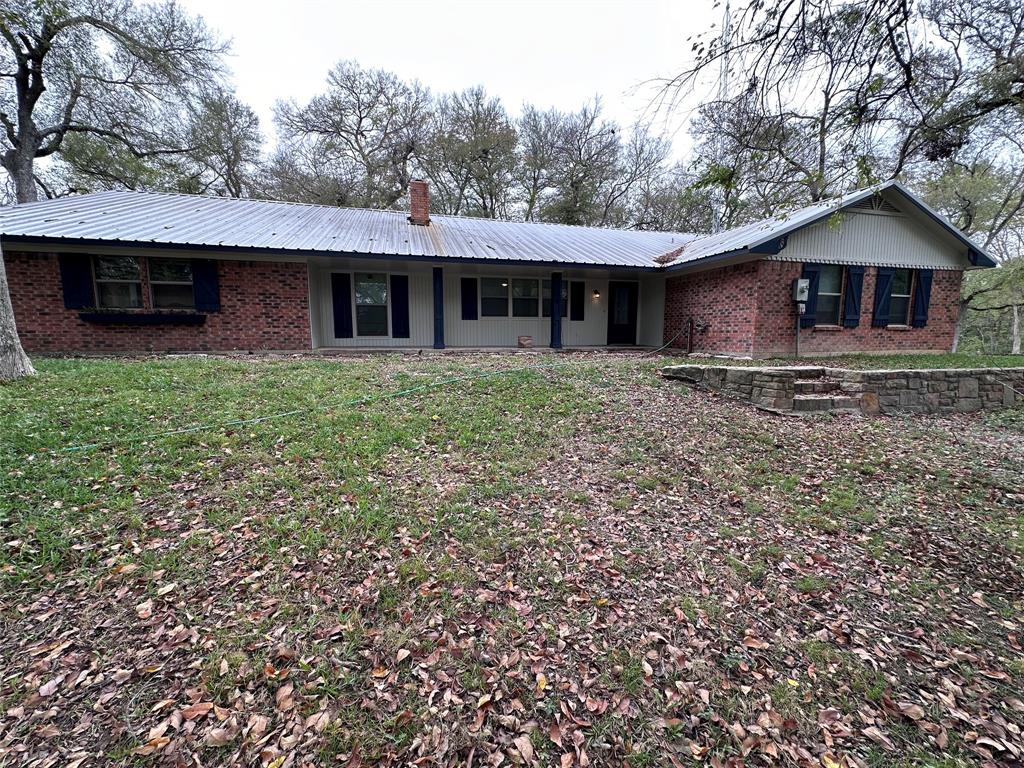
[550,271,563,349]
[432,266,445,349]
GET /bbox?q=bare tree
[515,105,562,221]
[417,87,518,217]
[274,60,430,209]
[0,0,223,381]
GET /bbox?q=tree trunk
[1013,304,1022,355]
[951,299,966,352]
[0,242,36,383]
[2,146,40,203]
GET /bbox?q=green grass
[1,352,1022,766]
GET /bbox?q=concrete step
[795,379,839,395]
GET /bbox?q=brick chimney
[409,179,430,226]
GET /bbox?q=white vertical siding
[310,260,434,348]
[310,258,657,348]
[779,211,965,269]
[637,276,665,347]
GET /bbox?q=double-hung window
[149,259,195,308]
[511,279,539,317]
[889,269,913,325]
[480,278,510,317]
[815,265,844,326]
[354,272,389,336]
[93,256,143,308]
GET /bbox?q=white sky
[176,0,722,159]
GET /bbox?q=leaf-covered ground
[1,353,1023,768]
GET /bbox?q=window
[480,278,509,317]
[542,279,568,318]
[511,278,539,317]
[93,256,142,308]
[815,265,844,325]
[354,272,389,336]
[149,259,194,309]
[889,268,913,325]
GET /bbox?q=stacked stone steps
[661,363,1024,415]
[792,375,862,413]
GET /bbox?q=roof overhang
[0,234,660,272]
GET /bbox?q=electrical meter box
[792,278,810,303]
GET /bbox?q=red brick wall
[664,259,963,357]
[6,251,311,354]
[663,262,760,355]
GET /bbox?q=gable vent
[850,196,901,214]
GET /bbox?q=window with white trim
[511,278,539,317]
[480,278,509,317]
[93,256,143,308]
[354,272,389,336]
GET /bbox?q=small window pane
[149,259,193,283]
[890,296,910,325]
[355,273,388,306]
[818,265,843,294]
[480,278,508,317]
[97,282,142,308]
[511,279,538,317]
[816,295,840,326]
[94,256,140,281]
[153,284,195,309]
[542,280,569,318]
[891,269,912,296]
[356,305,388,336]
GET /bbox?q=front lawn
[1,354,1022,767]
[682,352,1024,369]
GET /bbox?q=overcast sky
[176,0,723,159]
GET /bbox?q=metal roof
[0,189,696,269]
[0,180,994,270]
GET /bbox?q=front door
[606,281,638,345]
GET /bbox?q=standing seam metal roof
[0,181,994,269]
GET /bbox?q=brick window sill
[810,325,844,332]
[78,311,207,326]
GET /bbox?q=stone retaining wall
[662,364,1024,415]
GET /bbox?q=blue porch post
[432,266,445,349]
[550,271,563,349]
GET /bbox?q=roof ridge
[17,188,697,240]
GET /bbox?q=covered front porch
[307,258,665,350]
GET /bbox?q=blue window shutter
[191,259,220,312]
[911,269,933,328]
[58,254,95,309]
[872,267,895,327]
[331,273,353,338]
[460,277,478,320]
[390,274,410,338]
[569,281,585,321]
[842,266,864,328]
[800,264,821,329]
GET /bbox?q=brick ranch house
[0,180,995,357]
